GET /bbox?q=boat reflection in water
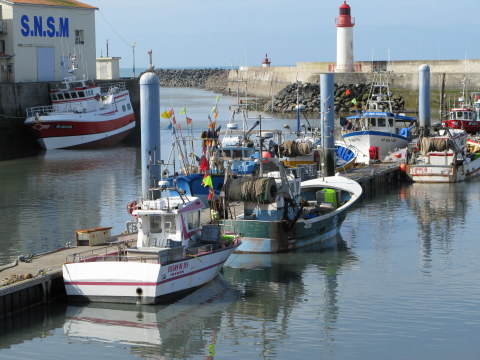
[221,234,358,357]
[63,275,239,358]
[402,183,468,268]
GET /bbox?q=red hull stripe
[64,259,227,287]
[31,114,135,138]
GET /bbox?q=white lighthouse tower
[335,1,355,72]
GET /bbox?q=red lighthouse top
[336,1,355,27]
[262,53,271,66]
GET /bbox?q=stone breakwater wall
[147,69,229,93]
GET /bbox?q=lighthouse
[335,1,355,72]
[262,53,271,67]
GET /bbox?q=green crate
[318,188,338,208]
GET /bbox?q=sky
[93,0,480,69]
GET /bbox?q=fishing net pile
[280,140,311,157]
[225,177,277,204]
[421,137,454,156]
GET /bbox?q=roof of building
[3,0,97,10]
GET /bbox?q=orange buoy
[399,163,406,172]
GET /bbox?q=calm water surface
[1,88,480,359]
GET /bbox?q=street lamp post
[132,42,136,78]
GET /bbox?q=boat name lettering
[20,15,69,38]
[168,262,189,273]
[55,125,73,129]
[381,138,396,142]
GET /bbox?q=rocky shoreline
[267,82,406,115]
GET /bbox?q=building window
[75,30,84,45]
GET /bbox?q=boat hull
[406,157,480,183]
[63,246,237,304]
[221,210,347,253]
[25,113,136,150]
[342,130,409,164]
[442,120,480,134]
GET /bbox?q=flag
[211,105,217,114]
[177,124,182,131]
[166,122,172,130]
[213,111,218,119]
[345,89,351,96]
[161,110,171,119]
[199,157,209,172]
[202,174,213,188]
[215,95,220,103]
[208,121,216,129]
[172,116,176,124]
[351,98,357,105]
[169,108,174,116]
[207,188,214,200]
[186,116,192,125]
[179,107,187,114]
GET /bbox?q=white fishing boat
[405,128,480,183]
[341,74,416,164]
[63,188,240,304]
[24,58,135,150]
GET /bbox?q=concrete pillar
[419,64,431,135]
[320,73,336,176]
[140,72,161,200]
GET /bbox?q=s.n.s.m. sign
[20,15,69,37]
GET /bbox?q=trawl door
[37,47,55,81]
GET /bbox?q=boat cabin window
[57,93,64,100]
[368,118,376,126]
[187,211,200,230]
[150,215,163,233]
[149,215,177,234]
[164,215,177,234]
[223,149,243,158]
[78,91,85,97]
[51,94,57,101]
[469,112,473,120]
[377,118,386,127]
[122,105,126,112]
[64,92,71,99]
[71,92,78,99]
[457,112,463,119]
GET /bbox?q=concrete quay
[0,233,136,318]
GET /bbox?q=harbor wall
[229,61,480,98]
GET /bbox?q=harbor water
[1,88,480,359]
